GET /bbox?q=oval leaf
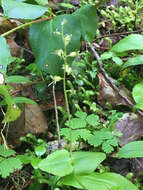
[0,36,12,74]
[35,144,46,156]
[62,172,138,190]
[73,4,98,42]
[5,75,31,83]
[38,149,73,177]
[118,141,143,158]
[122,55,143,69]
[73,151,106,174]
[2,0,47,19]
[132,82,143,110]
[13,97,36,105]
[111,34,143,53]
[30,14,81,76]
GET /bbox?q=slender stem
[52,82,61,148]
[1,16,53,37]
[1,123,8,149]
[63,62,72,157]
[62,24,73,158]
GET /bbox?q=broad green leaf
[111,34,143,53]
[73,151,106,174]
[117,141,143,158]
[30,14,81,76]
[35,144,46,156]
[31,157,42,169]
[73,4,98,42]
[0,157,22,178]
[38,149,73,177]
[0,145,15,157]
[2,104,21,123]
[0,36,12,74]
[5,75,31,83]
[62,172,138,190]
[122,55,143,69]
[86,114,99,126]
[12,97,36,104]
[2,0,47,19]
[132,82,143,110]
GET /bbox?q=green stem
[1,122,8,149]
[1,16,53,37]
[62,25,73,158]
[63,62,72,157]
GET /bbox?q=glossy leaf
[38,149,73,177]
[2,0,47,19]
[132,82,143,110]
[118,141,143,158]
[30,14,81,76]
[122,55,143,69]
[73,4,98,42]
[12,97,36,105]
[0,36,12,74]
[5,75,31,83]
[35,144,46,156]
[30,5,98,76]
[73,151,106,174]
[62,172,138,190]
[111,34,143,52]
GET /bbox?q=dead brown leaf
[115,113,143,146]
[97,73,134,108]
[7,104,48,146]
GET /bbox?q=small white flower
[54,29,61,36]
[61,19,67,26]
[65,65,72,75]
[68,51,78,57]
[0,72,4,85]
[64,34,72,47]
[54,76,62,82]
[13,104,17,109]
[54,49,64,57]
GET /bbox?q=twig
[1,16,53,38]
[9,81,44,96]
[52,82,61,148]
[96,28,143,39]
[87,42,143,117]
